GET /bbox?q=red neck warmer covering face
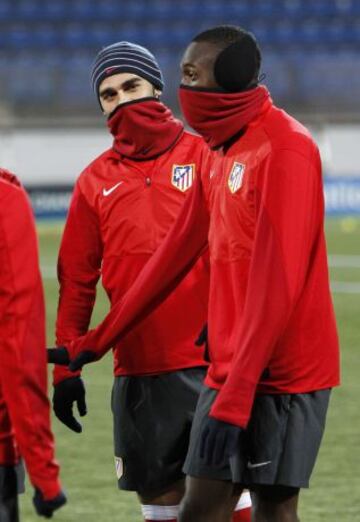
[179,85,271,150]
[108,97,184,160]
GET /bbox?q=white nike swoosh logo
[247,460,272,469]
[102,182,123,196]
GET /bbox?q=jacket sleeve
[210,145,322,427]
[54,181,103,384]
[0,183,61,499]
[68,174,210,360]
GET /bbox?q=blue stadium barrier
[27,179,360,220]
[27,186,73,220]
[324,177,360,215]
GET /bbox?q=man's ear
[154,89,162,99]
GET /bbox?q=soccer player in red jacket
[51,42,251,522]
[50,27,340,522]
[0,169,66,520]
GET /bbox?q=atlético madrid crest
[228,162,246,194]
[171,164,195,192]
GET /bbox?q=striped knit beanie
[91,41,164,95]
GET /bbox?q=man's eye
[102,92,115,101]
[185,70,196,80]
[125,84,139,92]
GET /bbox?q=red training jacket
[67,100,340,428]
[54,131,210,385]
[0,170,61,499]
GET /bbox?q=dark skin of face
[181,39,259,92]
[180,41,222,88]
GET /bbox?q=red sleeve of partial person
[210,144,322,428]
[67,175,210,360]
[54,182,103,385]
[0,182,61,499]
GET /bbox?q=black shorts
[0,462,25,500]
[111,367,206,495]
[184,385,331,489]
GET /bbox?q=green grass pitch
[19,218,360,521]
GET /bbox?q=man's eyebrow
[121,78,142,89]
[99,87,117,98]
[99,78,142,97]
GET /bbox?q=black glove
[200,417,244,467]
[68,350,96,372]
[33,488,67,518]
[195,324,210,362]
[47,346,96,372]
[47,346,70,365]
[53,377,87,433]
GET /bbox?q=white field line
[40,255,360,294]
[331,282,360,294]
[328,255,360,268]
[328,255,360,293]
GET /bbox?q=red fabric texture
[108,98,184,160]
[232,507,251,522]
[0,171,61,499]
[179,85,270,149]
[65,165,210,363]
[54,131,210,384]
[66,100,339,428]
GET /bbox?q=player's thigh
[252,485,299,522]
[0,463,24,499]
[112,368,206,495]
[183,385,236,482]
[179,476,242,522]
[0,495,19,522]
[243,390,331,489]
[138,478,185,506]
[0,464,24,522]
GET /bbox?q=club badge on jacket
[171,164,195,192]
[228,162,246,194]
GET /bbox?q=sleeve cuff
[53,362,81,386]
[209,378,257,428]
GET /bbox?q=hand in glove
[200,417,244,467]
[48,346,96,371]
[33,488,67,518]
[53,377,87,433]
